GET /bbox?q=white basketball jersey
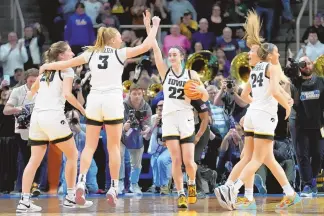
[33,68,75,111]
[249,62,278,114]
[81,46,127,92]
[162,68,193,115]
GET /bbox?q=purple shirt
[191,31,215,52]
[216,37,239,62]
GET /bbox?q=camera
[15,106,32,129]
[284,58,307,79]
[129,110,147,129]
[225,79,235,89]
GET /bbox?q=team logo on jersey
[300,90,320,101]
[270,118,275,122]
[61,120,65,125]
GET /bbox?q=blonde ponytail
[85,27,119,52]
[243,10,264,48]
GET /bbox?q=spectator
[206,85,229,138]
[226,0,248,24]
[179,10,198,40]
[168,0,197,24]
[83,0,103,29]
[216,27,240,62]
[96,3,120,31]
[120,83,152,194]
[121,30,132,48]
[162,25,191,56]
[191,19,215,52]
[3,68,47,195]
[59,0,79,21]
[130,0,147,25]
[281,0,294,23]
[64,2,95,55]
[150,0,170,25]
[255,0,275,42]
[147,98,172,194]
[9,68,24,88]
[59,110,99,194]
[0,32,28,78]
[302,15,324,44]
[208,4,226,37]
[236,27,249,52]
[0,84,16,193]
[295,28,324,62]
[20,24,45,70]
[188,42,202,58]
[215,48,230,77]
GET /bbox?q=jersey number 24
[251,72,264,88]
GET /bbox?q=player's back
[249,61,278,114]
[34,68,75,112]
[84,46,126,93]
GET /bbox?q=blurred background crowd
[0,0,324,200]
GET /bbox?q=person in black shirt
[290,56,324,197]
[0,87,16,192]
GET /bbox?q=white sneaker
[118,180,125,195]
[16,200,42,213]
[106,187,118,207]
[75,182,86,205]
[214,185,237,210]
[63,195,93,208]
[130,183,142,194]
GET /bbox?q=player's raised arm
[125,15,161,59]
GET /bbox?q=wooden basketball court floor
[1,193,324,215]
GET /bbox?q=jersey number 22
[169,87,185,100]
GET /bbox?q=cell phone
[3,75,10,85]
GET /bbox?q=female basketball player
[143,11,209,208]
[38,13,161,206]
[214,10,301,211]
[16,42,93,213]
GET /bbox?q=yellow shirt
[180,20,198,40]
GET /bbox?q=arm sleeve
[191,100,209,113]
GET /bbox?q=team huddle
[16,10,301,213]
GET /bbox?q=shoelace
[188,186,196,196]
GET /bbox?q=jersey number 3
[169,87,185,100]
[251,73,264,88]
[98,55,109,69]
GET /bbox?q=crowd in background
[0,0,324,199]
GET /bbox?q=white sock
[21,193,30,202]
[188,179,196,185]
[78,174,86,183]
[177,189,185,196]
[282,184,295,196]
[234,179,244,193]
[111,179,119,190]
[67,188,75,198]
[244,188,254,201]
[225,180,234,186]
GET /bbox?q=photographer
[3,68,47,195]
[213,78,248,126]
[59,109,98,194]
[64,75,85,112]
[287,56,324,197]
[120,83,152,195]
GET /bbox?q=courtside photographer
[285,56,324,197]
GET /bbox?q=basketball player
[38,14,161,206]
[143,12,209,208]
[16,42,93,213]
[214,10,301,211]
